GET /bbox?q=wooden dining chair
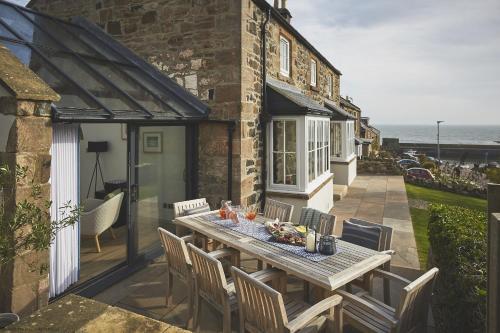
[263,198,294,222]
[337,267,439,333]
[299,207,337,235]
[173,198,211,250]
[158,227,195,329]
[188,244,286,333]
[231,266,344,333]
[342,219,394,304]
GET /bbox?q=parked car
[488,161,499,168]
[406,167,435,181]
[397,159,421,169]
[401,153,418,161]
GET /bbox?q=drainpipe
[227,121,235,201]
[260,9,271,211]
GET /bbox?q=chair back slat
[187,243,229,309]
[173,198,209,218]
[158,227,191,279]
[263,198,294,222]
[299,207,336,236]
[231,267,287,333]
[346,218,393,252]
[396,268,439,332]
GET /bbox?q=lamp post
[437,121,444,162]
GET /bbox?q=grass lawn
[405,183,487,211]
[410,207,430,268]
[405,183,487,268]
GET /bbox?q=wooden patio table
[174,211,391,292]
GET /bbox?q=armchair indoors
[81,192,124,253]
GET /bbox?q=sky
[7,0,500,125]
[266,0,500,125]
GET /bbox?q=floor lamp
[86,141,108,198]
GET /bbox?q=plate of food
[265,220,306,246]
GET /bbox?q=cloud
[267,0,500,125]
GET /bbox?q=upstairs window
[280,36,290,77]
[327,75,333,98]
[310,59,317,87]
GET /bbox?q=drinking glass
[245,206,258,221]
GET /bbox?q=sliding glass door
[130,125,188,257]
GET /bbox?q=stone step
[333,184,348,202]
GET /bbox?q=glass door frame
[127,122,199,264]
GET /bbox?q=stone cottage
[29,0,357,221]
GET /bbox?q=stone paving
[332,175,420,271]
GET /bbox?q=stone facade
[0,44,59,315]
[340,97,361,138]
[30,0,342,207]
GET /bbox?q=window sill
[309,84,319,92]
[278,73,293,84]
[267,173,334,200]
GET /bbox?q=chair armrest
[208,248,239,260]
[372,269,411,285]
[381,250,396,255]
[249,268,286,284]
[335,290,398,326]
[181,234,195,244]
[286,295,342,333]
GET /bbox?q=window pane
[285,120,296,152]
[285,153,296,185]
[273,121,284,152]
[273,152,284,184]
[309,151,315,182]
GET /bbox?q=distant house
[361,117,381,156]
[2,0,359,298]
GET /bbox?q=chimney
[274,0,292,23]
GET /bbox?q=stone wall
[340,98,361,137]
[0,44,59,315]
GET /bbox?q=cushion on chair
[184,203,211,216]
[342,220,382,251]
[104,189,121,201]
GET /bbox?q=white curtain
[49,123,80,297]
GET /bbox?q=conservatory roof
[0,0,209,122]
[266,77,333,117]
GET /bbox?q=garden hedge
[428,204,487,333]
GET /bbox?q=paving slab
[332,175,420,272]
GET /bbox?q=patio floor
[331,175,420,270]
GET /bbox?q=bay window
[330,120,355,161]
[269,116,331,193]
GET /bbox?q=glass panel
[308,120,316,182]
[79,123,127,283]
[273,152,284,184]
[0,24,15,39]
[137,126,186,253]
[88,60,164,112]
[285,120,296,152]
[273,121,284,152]
[0,4,35,43]
[285,153,296,185]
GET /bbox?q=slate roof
[266,77,333,116]
[324,99,356,121]
[0,0,209,122]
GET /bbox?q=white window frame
[330,120,356,162]
[280,36,290,77]
[327,75,333,98]
[310,59,317,87]
[268,115,331,194]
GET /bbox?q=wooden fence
[487,184,500,333]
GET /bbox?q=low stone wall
[405,177,487,199]
[357,159,402,175]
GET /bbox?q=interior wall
[80,123,127,200]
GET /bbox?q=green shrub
[485,167,500,183]
[428,204,487,333]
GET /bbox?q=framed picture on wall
[143,132,162,153]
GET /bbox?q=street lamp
[437,121,444,162]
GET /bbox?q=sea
[376,125,500,145]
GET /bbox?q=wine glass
[245,206,258,222]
